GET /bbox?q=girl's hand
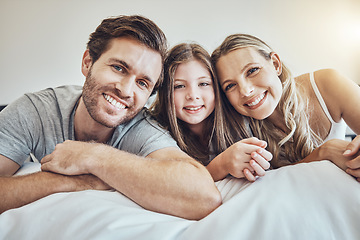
[222,137,272,181]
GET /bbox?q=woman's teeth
[104,94,126,109]
[247,92,265,107]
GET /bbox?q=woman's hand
[305,138,360,182]
[343,135,360,181]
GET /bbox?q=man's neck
[74,99,114,143]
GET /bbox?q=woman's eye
[224,83,235,91]
[247,67,259,75]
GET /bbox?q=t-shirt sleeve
[0,95,42,165]
[118,117,179,157]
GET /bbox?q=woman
[150,43,272,181]
[211,33,360,180]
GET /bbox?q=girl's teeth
[185,106,202,111]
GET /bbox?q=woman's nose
[239,82,254,97]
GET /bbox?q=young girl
[211,33,360,180]
[150,43,272,181]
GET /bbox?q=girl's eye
[224,83,236,92]
[199,82,210,87]
[174,85,184,89]
[247,67,259,76]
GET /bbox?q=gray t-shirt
[0,85,178,166]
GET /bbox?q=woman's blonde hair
[150,43,234,165]
[211,34,323,167]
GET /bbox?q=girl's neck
[187,121,208,145]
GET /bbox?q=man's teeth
[185,106,202,111]
[104,94,126,109]
[247,92,265,107]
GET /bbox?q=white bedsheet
[1,160,359,240]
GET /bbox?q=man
[0,15,221,220]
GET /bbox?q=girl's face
[173,59,215,130]
[215,47,282,120]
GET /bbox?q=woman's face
[215,47,282,120]
[173,59,215,129]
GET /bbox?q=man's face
[82,37,162,128]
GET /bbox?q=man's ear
[270,52,282,76]
[81,50,92,77]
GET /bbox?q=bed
[1,160,359,240]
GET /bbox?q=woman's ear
[270,52,282,76]
[81,50,92,77]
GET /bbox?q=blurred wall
[0,0,359,105]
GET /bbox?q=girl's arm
[206,137,272,181]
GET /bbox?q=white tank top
[309,72,346,141]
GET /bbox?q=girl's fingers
[250,159,266,176]
[251,152,271,170]
[243,168,256,182]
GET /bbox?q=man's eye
[113,65,124,72]
[138,80,148,88]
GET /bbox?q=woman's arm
[315,69,360,133]
[343,136,360,181]
[312,69,360,179]
[206,137,272,181]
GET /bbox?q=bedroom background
[0,0,359,106]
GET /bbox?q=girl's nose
[185,87,200,100]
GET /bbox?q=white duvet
[1,160,359,240]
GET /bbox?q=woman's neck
[266,107,289,135]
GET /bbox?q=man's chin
[104,110,141,127]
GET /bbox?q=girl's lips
[183,105,204,113]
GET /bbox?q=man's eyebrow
[109,58,130,70]
[109,58,155,85]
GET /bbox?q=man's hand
[41,140,97,175]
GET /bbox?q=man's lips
[103,93,127,109]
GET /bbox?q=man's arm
[0,155,20,176]
[41,141,222,220]
[0,155,110,214]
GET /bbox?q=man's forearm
[86,146,222,220]
[0,171,108,213]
